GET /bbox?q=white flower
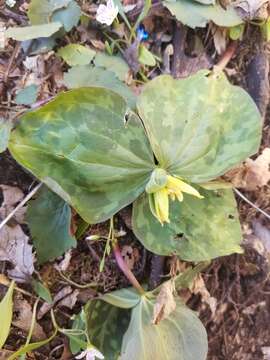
[96,0,119,26]
[75,347,104,360]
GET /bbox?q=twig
[3,42,21,83]
[0,183,42,230]
[234,188,270,220]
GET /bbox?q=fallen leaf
[58,289,79,309]
[55,249,72,272]
[0,185,26,224]
[37,286,73,319]
[225,148,270,191]
[0,225,34,282]
[190,275,217,315]
[262,346,270,360]
[13,299,46,340]
[152,280,176,325]
[234,0,269,20]
[252,220,270,253]
[121,245,136,270]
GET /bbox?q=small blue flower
[136,25,149,42]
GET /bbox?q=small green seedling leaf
[32,279,53,304]
[262,18,270,41]
[5,22,62,41]
[27,187,76,263]
[15,85,38,105]
[0,118,12,153]
[163,0,242,28]
[8,330,57,360]
[64,66,136,108]
[229,24,245,40]
[138,45,156,66]
[94,52,130,81]
[0,280,15,349]
[57,44,96,66]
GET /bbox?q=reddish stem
[215,41,238,72]
[113,242,145,295]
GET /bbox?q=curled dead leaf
[190,275,217,315]
[152,280,176,325]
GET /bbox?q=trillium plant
[8,69,262,359]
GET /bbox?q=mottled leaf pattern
[86,299,131,360]
[137,71,261,182]
[132,188,243,261]
[121,297,208,360]
[9,88,154,224]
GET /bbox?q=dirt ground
[1,1,270,359]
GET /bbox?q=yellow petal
[167,176,203,199]
[154,188,170,225]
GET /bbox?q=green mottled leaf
[58,44,96,66]
[9,88,154,224]
[94,53,129,81]
[5,22,62,41]
[64,66,136,108]
[0,118,12,153]
[138,45,156,67]
[163,0,242,28]
[52,0,81,31]
[28,0,70,24]
[0,281,15,349]
[121,296,208,360]
[137,72,261,183]
[102,287,141,309]
[86,299,131,359]
[27,187,76,263]
[15,84,38,105]
[132,189,243,261]
[32,279,53,303]
[69,310,87,354]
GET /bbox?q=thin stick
[234,188,270,220]
[0,183,42,230]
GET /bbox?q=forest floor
[0,1,270,359]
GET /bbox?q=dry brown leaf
[0,185,26,224]
[152,280,176,325]
[211,25,227,55]
[252,220,270,253]
[58,289,79,309]
[233,0,269,20]
[38,286,73,319]
[13,299,46,340]
[190,275,217,315]
[225,148,270,191]
[121,245,137,270]
[0,224,34,282]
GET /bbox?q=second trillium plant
[9,70,262,262]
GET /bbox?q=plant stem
[113,241,145,295]
[214,41,238,73]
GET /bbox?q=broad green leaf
[86,299,131,359]
[57,44,96,66]
[0,118,12,153]
[8,330,57,360]
[28,0,71,24]
[5,22,62,41]
[196,0,215,3]
[94,53,129,81]
[64,66,136,108]
[27,187,76,263]
[132,188,243,261]
[121,296,208,360]
[52,0,81,31]
[102,287,141,309]
[163,0,242,28]
[9,88,154,224]
[138,45,156,67]
[69,310,87,354]
[15,84,38,105]
[0,281,15,349]
[137,72,261,183]
[32,279,53,303]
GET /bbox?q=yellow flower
[148,171,203,225]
